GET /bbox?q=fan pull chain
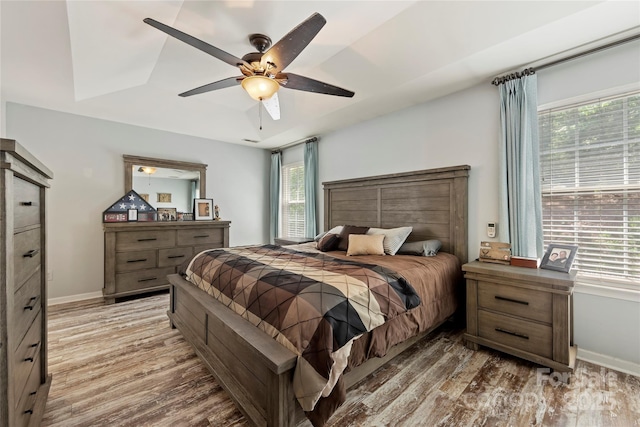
[259,98,263,130]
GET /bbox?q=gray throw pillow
[398,240,442,256]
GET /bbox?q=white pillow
[367,226,413,255]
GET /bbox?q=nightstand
[274,236,314,246]
[463,261,576,377]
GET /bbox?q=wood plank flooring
[43,293,640,426]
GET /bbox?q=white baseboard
[48,291,103,306]
[577,348,640,377]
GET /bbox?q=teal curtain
[269,152,281,244]
[498,74,543,259]
[304,140,318,237]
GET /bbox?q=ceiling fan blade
[262,93,280,120]
[260,13,326,73]
[179,76,243,97]
[144,18,250,69]
[278,73,354,98]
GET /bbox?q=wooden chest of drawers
[1,139,53,427]
[103,221,230,304]
[463,261,576,375]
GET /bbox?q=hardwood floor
[43,293,640,427]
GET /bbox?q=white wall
[317,41,639,370]
[6,103,270,299]
[318,81,500,263]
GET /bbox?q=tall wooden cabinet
[1,139,53,427]
[104,221,230,304]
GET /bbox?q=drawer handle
[20,201,34,206]
[194,235,209,238]
[167,255,185,259]
[24,296,38,311]
[495,327,529,340]
[138,277,157,282]
[495,295,529,305]
[23,249,40,258]
[24,342,39,362]
[24,409,33,415]
[29,391,37,396]
[127,258,148,263]
[137,238,157,242]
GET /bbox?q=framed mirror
[124,155,207,214]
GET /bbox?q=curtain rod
[492,32,640,85]
[271,136,318,153]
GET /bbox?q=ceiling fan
[143,12,355,122]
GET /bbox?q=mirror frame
[123,154,207,199]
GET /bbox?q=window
[281,162,305,237]
[538,91,640,283]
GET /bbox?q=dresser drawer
[13,177,41,230]
[159,247,193,267]
[478,310,552,359]
[115,266,175,293]
[177,228,224,247]
[15,351,42,427]
[115,249,157,273]
[14,227,41,290]
[116,230,175,251]
[478,281,552,324]
[14,311,42,401]
[14,272,41,344]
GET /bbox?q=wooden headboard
[323,165,470,263]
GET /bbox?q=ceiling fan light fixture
[138,166,157,175]
[241,76,280,101]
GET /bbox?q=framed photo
[139,193,150,202]
[127,209,138,222]
[194,198,213,220]
[157,207,177,221]
[540,244,578,273]
[157,193,172,203]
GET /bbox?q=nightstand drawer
[116,230,175,251]
[115,250,157,273]
[478,310,552,359]
[275,237,314,245]
[478,280,552,324]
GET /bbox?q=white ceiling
[1,1,639,149]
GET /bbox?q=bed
[166,165,469,426]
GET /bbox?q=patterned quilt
[184,244,421,412]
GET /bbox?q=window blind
[281,163,305,238]
[539,91,640,282]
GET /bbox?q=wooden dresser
[1,139,53,427]
[103,221,230,304]
[463,261,576,376]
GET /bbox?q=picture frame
[194,198,213,220]
[157,193,172,203]
[157,207,177,221]
[540,243,578,273]
[127,209,138,222]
